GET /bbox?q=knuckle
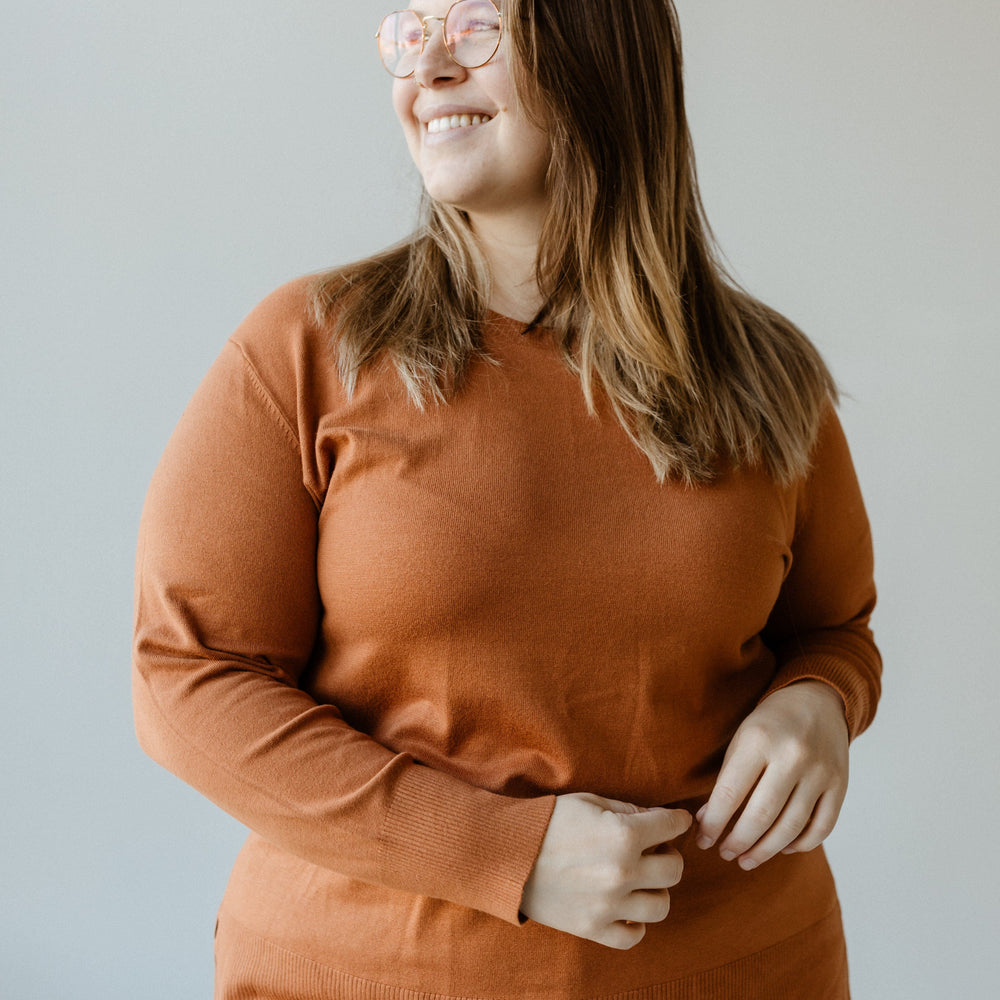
[602,935,631,951]
[667,810,692,838]
[581,913,606,939]
[744,799,776,826]
[607,922,645,950]
[782,738,811,768]
[777,800,811,828]
[812,817,836,841]
[813,757,836,779]
[738,722,771,752]
[632,890,670,924]
[604,817,637,855]
[807,771,831,796]
[596,861,632,890]
[714,783,743,807]
[651,892,672,922]
[774,816,806,841]
[667,852,684,885]
[726,837,751,857]
[595,924,625,949]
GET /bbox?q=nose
[412,18,468,88]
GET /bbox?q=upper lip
[417,105,495,124]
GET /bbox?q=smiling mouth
[426,113,493,135]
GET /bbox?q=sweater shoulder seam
[228,339,323,510]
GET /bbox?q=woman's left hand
[694,680,850,871]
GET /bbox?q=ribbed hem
[214,905,849,1000]
[377,764,556,924]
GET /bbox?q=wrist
[780,680,849,740]
[788,678,845,708]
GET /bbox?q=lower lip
[423,118,493,144]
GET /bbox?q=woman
[132,1,880,997]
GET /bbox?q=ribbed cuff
[759,648,879,741]
[376,764,556,924]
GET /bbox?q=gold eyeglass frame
[375,0,503,79]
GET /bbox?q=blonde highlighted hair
[312,0,836,484]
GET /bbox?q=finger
[618,888,671,925]
[716,768,800,861]
[621,807,692,850]
[781,788,845,855]
[596,920,647,951]
[634,849,684,890]
[732,783,820,869]
[586,793,648,815]
[696,749,766,849]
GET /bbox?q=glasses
[376,1,503,79]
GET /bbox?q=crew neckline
[484,309,553,337]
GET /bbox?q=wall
[2,2,997,996]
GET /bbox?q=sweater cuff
[376,763,556,925]
[760,651,878,742]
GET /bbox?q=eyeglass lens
[377,1,501,78]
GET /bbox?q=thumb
[580,793,649,816]
[620,806,693,847]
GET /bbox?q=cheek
[392,80,418,127]
[479,60,514,113]
[391,82,421,158]
[514,125,551,181]
[391,81,409,125]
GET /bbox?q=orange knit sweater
[132,277,880,999]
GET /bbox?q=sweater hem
[214,903,848,1000]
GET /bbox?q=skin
[387,2,853,950]
[391,0,550,321]
[695,680,850,871]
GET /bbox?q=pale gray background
[2,1,997,997]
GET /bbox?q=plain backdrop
[2,1,998,997]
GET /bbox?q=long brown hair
[311,0,836,484]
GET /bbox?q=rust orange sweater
[132,277,880,999]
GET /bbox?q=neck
[468,206,546,324]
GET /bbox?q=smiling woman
[132,2,880,998]
[388,1,551,261]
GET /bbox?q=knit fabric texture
[133,277,880,999]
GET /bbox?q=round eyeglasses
[376,1,503,79]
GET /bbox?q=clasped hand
[695,679,850,871]
[519,793,690,950]
[520,680,848,950]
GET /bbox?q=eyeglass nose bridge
[408,14,459,76]
[420,14,446,32]
[375,11,473,79]
[377,4,502,80]
[417,14,449,55]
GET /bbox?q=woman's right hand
[519,793,691,950]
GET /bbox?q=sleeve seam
[229,339,323,510]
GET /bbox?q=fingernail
[739,858,758,871]
[696,835,713,850]
[720,849,737,861]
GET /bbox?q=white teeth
[426,113,492,134]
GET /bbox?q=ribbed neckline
[483,308,553,339]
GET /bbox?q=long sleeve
[760,405,882,740]
[143,291,875,996]
[131,323,554,925]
